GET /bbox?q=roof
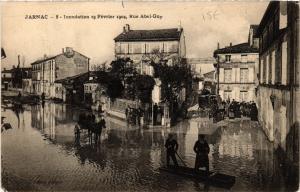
[54,72,89,84]
[114,28,183,42]
[2,69,14,73]
[256,2,279,37]
[31,50,90,65]
[203,70,215,77]
[213,42,258,56]
[187,57,216,64]
[31,55,57,65]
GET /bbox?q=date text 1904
[25,15,48,19]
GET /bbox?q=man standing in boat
[194,134,210,175]
[165,133,179,167]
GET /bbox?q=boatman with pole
[165,133,179,167]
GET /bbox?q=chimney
[178,25,182,32]
[44,54,47,59]
[18,55,20,66]
[65,47,73,54]
[217,42,220,49]
[124,24,130,33]
[62,48,64,53]
[230,42,232,47]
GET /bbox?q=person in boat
[194,134,210,175]
[165,133,179,167]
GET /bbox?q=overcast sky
[1,2,268,68]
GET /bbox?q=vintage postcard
[1,1,299,191]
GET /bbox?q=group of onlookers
[199,95,259,122]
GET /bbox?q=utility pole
[216,42,220,95]
[217,56,220,95]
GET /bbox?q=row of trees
[94,58,155,103]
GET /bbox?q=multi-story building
[256,1,299,168]
[214,25,259,102]
[114,24,186,75]
[31,47,90,98]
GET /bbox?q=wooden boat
[159,165,235,189]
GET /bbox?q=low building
[256,1,299,172]
[214,25,259,102]
[54,72,90,103]
[31,47,90,98]
[1,68,13,90]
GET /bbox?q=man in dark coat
[194,134,210,175]
[95,116,106,143]
[165,134,179,167]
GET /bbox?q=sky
[1,2,268,69]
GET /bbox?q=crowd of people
[125,107,144,125]
[199,95,258,122]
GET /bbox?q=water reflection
[2,102,288,191]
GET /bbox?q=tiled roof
[31,55,58,65]
[31,50,90,65]
[213,42,258,55]
[114,28,182,42]
[54,72,89,84]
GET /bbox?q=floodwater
[1,102,288,191]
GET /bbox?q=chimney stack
[230,42,232,47]
[62,48,64,53]
[18,55,20,66]
[217,42,220,49]
[44,54,47,59]
[124,24,130,33]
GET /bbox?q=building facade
[187,58,216,93]
[1,68,13,90]
[31,47,90,98]
[256,1,299,168]
[214,26,259,102]
[114,24,186,75]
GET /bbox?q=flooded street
[2,102,287,191]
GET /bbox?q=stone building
[31,47,90,98]
[114,24,186,75]
[214,25,259,102]
[256,1,299,171]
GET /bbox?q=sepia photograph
[1,1,299,191]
